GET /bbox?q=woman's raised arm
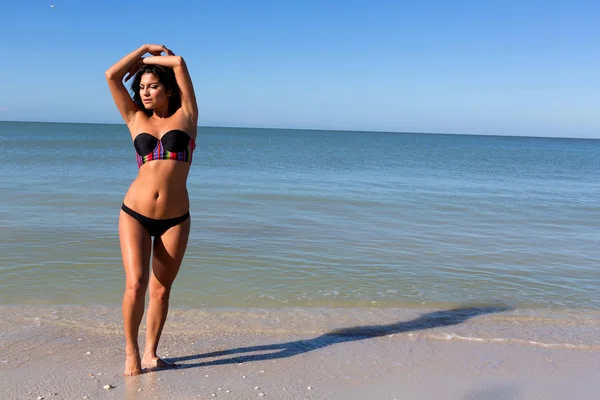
[105,45,148,124]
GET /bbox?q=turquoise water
[1,121,599,310]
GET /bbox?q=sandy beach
[2,305,599,399]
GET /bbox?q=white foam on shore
[429,333,598,350]
[2,304,599,350]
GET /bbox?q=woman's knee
[149,285,171,302]
[125,277,148,299]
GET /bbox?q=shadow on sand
[169,305,510,369]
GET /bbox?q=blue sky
[1,0,599,138]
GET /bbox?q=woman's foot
[124,350,143,376]
[141,354,178,370]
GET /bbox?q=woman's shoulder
[171,108,198,139]
[126,112,153,134]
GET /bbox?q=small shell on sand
[103,384,115,390]
[307,386,313,390]
[259,394,265,397]
[86,352,91,355]
[254,386,260,390]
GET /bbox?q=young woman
[105,44,198,376]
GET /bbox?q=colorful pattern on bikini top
[133,130,196,168]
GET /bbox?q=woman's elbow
[174,56,185,67]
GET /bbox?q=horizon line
[1,119,598,141]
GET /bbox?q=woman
[105,44,198,376]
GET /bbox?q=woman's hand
[145,44,175,57]
[123,45,176,82]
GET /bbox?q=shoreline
[3,304,600,346]
[3,304,599,399]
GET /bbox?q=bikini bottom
[121,203,189,237]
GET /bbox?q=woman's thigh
[150,217,191,289]
[119,210,152,287]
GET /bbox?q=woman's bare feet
[124,349,143,376]
[141,354,178,370]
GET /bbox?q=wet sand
[2,305,599,399]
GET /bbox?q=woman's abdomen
[123,162,191,219]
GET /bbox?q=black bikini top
[133,130,196,168]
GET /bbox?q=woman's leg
[142,217,191,368]
[119,210,152,376]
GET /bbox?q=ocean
[1,120,599,313]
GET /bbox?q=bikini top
[133,130,196,168]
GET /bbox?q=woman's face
[139,73,170,110]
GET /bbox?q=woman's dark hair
[130,64,182,116]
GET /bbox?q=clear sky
[1,0,599,138]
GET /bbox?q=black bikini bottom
[121,203,189,237]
